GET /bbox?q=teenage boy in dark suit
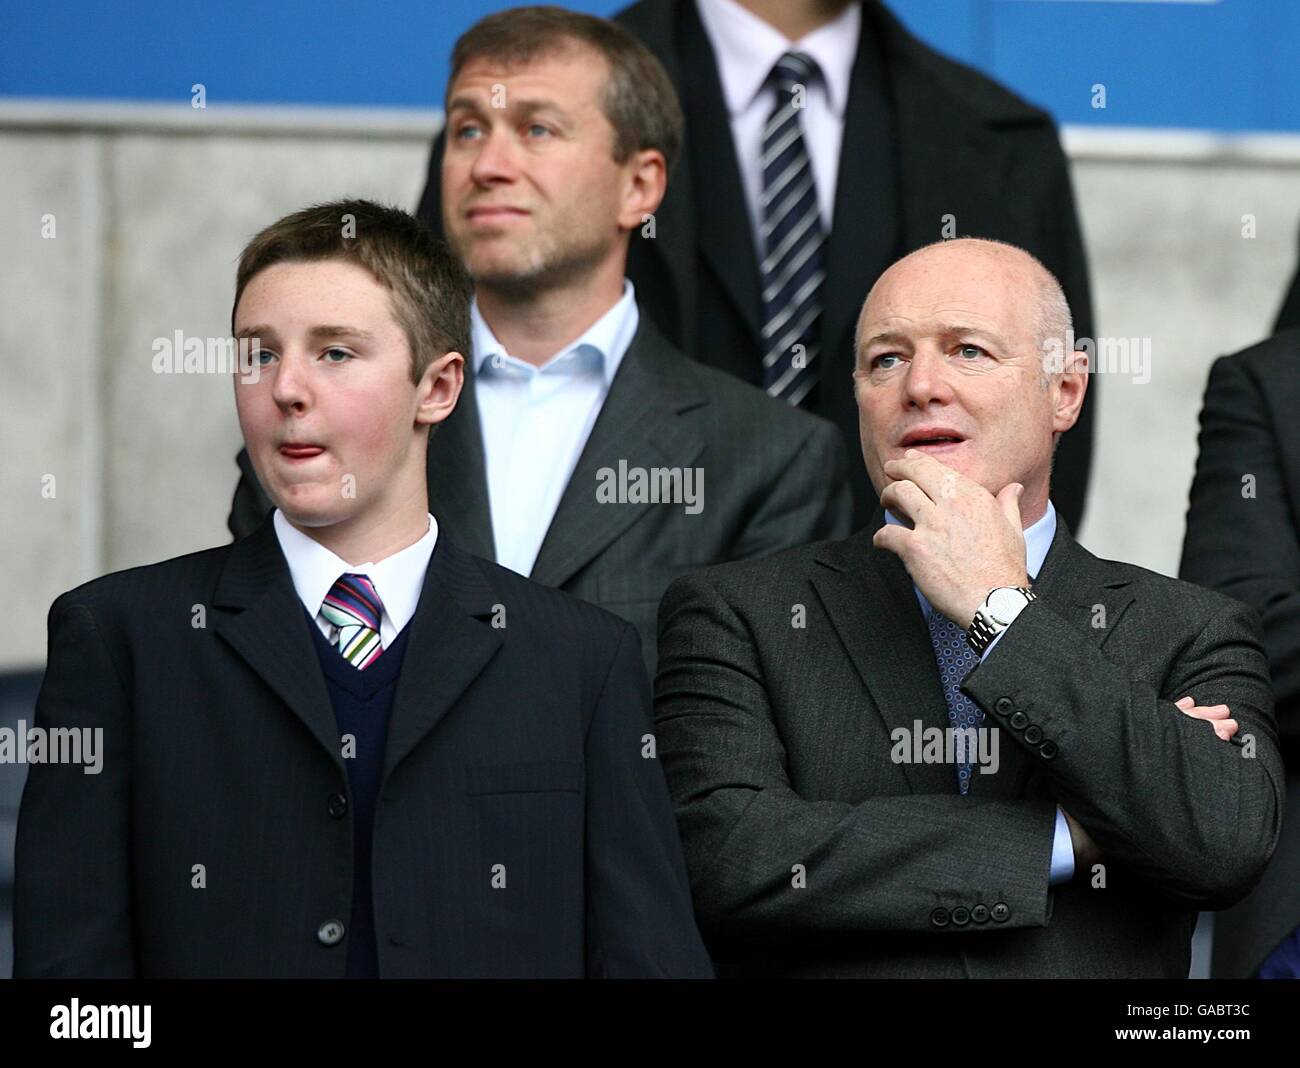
[14,199,712,979]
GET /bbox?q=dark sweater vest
[306,606,412,978]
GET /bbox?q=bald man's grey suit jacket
[654,512,1285,977]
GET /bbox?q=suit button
[951,906,971,926]
[327,793,348,819]
[1023,725,1043,744]
[971,904,990,923]
[930,907,950,928]
[994,697,1014,717]
[1039,741,1058,760]
[991,903,1010,923]
[1009,712,1029,730]
[317,920,346,946]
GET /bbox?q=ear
[415,350,465,429]
[616,148,667,232]
[1050,348,1089,435]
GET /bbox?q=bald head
[857,239,1072,381]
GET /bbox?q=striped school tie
[320,573,384,670]
[759,50,826,408]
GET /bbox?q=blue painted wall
[2,1,1296,131]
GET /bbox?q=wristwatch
[966,586,1036,655]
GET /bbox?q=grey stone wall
[3,107,1298,669]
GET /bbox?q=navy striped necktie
[759,50,827,408]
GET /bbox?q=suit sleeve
[1180,354,1300,711]
[13,598,136,977]
[583,621,713,977]
[734,421,856,560]
[654,573,1059,940]
[962,596,1284,911]
[227,446,275,542]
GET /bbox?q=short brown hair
[232,198,472,384]
[449,5,683,172]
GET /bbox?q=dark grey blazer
[1181,329,1300,978]
[654,511,1285,977]
[16,517,712,977]
[229,314,854,675]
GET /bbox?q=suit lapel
[625,1,700,353]
[807,510,1137,799]
[212,516,342,768]
[1030,517,1137,652]
[968,518,1136,800]
[675,0,764,346]
[811,519,958,795]
[819,3,899,372]
[876,2,1017,260]
[382,536,503,783]
[529,318,706,589]
[212,515,507,783]
[427,366,495,560]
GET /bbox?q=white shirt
[695,0,860,251]
[273,508,438,649]
[472,280,639,578]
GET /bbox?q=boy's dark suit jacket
[228,315,854,676]
[654,512,1284,978]
[1181,328,1300,978]
[14,515,713,978]
[416,0,1097,532]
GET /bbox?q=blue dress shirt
[471,280,639,577]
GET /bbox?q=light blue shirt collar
[884,500,1058,621]
[470,279,638,391]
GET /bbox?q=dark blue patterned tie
[927,611,984,794]
[759,51,826,407]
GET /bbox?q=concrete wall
[3,105,1299,670]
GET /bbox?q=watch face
[986,587,1028,624]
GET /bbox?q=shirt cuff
[978,627,1005,661]
[1049,806,1076,885]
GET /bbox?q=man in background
[417,0,1097,531]
[1182,326,1300,978]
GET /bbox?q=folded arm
[963,596,1284,910]
[654,573,1059,940]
